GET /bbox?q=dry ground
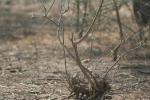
[0,2,150,100]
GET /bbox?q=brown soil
[0,2,150,100]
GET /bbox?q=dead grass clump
[67,74,111,100]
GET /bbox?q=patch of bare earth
[0,33,149,100]
[0,3,150,99]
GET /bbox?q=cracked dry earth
[0,33,149,100]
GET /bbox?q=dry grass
[0,2,150,100]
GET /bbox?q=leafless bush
[37,0,146,99]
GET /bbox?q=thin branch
[44,16,59,27]
[75,0,105,44]
[45,0,55,16]
[40,0,58,27]
[101,15,137,34]
[57,21,76,60]
[112,0,125,61]
[104,41,145,78]
[113,0,123,40]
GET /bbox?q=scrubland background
[0,0,149,100]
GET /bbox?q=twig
[45,0,55,16]
[59,0,73,93]
[75,0,105,44]
[104,41,145,78]
[112,0,123,61]
[44,16,59,27]
[113,0,123,39]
